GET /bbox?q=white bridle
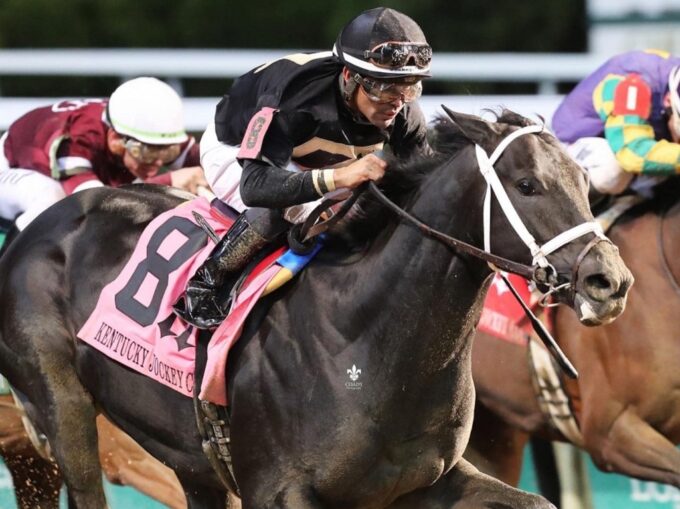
[475,124,606,272]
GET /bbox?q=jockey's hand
[333,154,387,190]
[169,166,209,195]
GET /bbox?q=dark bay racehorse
[0,110,632,508]
[467,187,680,490]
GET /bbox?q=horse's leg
[389,458,555,509]
[97,415,187,509]
[0,255,107,507]
[463,401,530,486]
[530,438,561,506]
[586,406,680,487]
[40,373,105,509]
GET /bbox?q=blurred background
[1,0,677,133]
[1,1,680,508]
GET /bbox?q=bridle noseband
[475,124,609,297]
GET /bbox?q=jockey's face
[122,151,164,179]
[664,92,680,143]
[107,129,164,179]
[344,68,419,129]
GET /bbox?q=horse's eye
[516,179,536,196]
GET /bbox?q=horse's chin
[573,293,627,326]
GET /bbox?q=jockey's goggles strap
[354,75,422,104]
[476,124,605,269]
[124,138,181,165]
[363,42,432,69]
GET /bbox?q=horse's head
[439,107,633,326]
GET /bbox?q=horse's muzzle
[572,241,634,326]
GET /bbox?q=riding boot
[176,208,287,329]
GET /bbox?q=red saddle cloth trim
[478,273,554,345]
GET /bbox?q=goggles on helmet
[124,138,181,165]
[363,42,432,70]
[354,74,423,104]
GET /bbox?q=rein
[366,182,534,278]
[366,181,578,378]
[303,123,606,288]
[296,121,613,379]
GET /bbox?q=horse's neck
[325,176,490,370]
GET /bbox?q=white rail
[0,49,588,130]
[0,95,565,132]
[0,49,604,93]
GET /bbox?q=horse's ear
[441,105,494,144]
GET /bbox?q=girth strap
[193,329,239,496]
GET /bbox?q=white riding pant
[566,137,663,197]
[0,133,66,231]
[199,122,321,223]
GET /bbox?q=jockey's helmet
[107,77,188,146]
[333,8,432,81]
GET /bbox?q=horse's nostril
[586,274,612,291]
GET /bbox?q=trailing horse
[0,110,632,508]
[467,183,680,491]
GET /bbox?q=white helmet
[107,77,188,145]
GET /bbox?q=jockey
[0,77,207,231]
[179,7,433,328]
[552,49,680,197]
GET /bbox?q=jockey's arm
[239,159,318,209]
[238,108,387,209]
[596,75,680,175]
[167,166,208,195]
[239,156,387,209]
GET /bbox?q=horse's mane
[328,109,537,249]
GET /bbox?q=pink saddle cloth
[77,197,285,406]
